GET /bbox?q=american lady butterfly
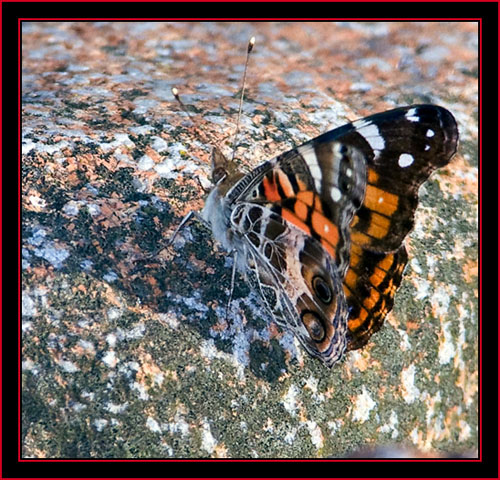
[170,38,458,367]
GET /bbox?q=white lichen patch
[106,333,117,347]
[130,381,150,401]
[458,419,472,442]
[94,419,108,432]
[282,384,301,416]
[327,419,343,436]
[22,292,37,317]
[33,243,70,269]
[29,194,47,210]
[397,329,411,351]
[412,277,431,300]
[137,154,154,171]
[98,133,135,153]
[150,136,168,153]
[56,358,79,373]
[106,402,129,414]
[306,420,324,450]
[62,200,100,217]
[199,339,219,361]
[198,337,246,380]
[409,426,420,445]
[102,350,118,368]
[103,271,118,283]
[163,412,191,438]
[304,375,319,394]
[158,312,180,329]
[201,419,217,455]
[146,416,162,433]
[424,390,442,427]
[378,410,399,439]
[438,320,455,365]
[352,386,376,423]
[22,358,40,374]
[284,427,297,445]
[400,364,420,404]
[410,257,423,274]
[77,339,95,354]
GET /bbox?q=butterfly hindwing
[230,202,349,367]
[344,244,408,350]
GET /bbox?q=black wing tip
[406,104,459,162]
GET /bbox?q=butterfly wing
[229,104,458,361]
[228,141,367,366]
[230,202,349,366]
[228,141,367,277]
[318,104,459,252]
[314,105,458,349]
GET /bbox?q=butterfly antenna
[171,87,211,145]
[231,36,255,162]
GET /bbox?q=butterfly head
[210,146,245,191]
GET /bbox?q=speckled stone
[22,21,477,458]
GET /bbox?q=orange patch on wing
[294,199,309,222]
[276,170,295,198]
[297,190,314,206]
[348,308,368,330]
[262,175,281,202]
[378,253,396,271]
[282,208,311,235]
[380,280,395,296]
[314,195,323,213]
[369,266,387,287]
[296,178,308,192]
[344,269,358,290]
[366,213,391,239]
[351,230,371,246]
[311,211,339,247]
[351,243,363,256]
[367,168,379,184]
[321,239,336,259]
[364,185,399,216]
[363,288,380,310]
[350,255,360,269]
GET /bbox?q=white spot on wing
[405,108,419,122]
[330,186,341,202]
[398,153,414,168]
[426,129,435,137]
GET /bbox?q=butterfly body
[199,104,458,367]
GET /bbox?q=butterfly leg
[167,210,209,247]
[225,251,238,322]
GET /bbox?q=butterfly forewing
[317,105,458,253]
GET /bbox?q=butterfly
[170,48,458,368]
[194,104,458,368]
